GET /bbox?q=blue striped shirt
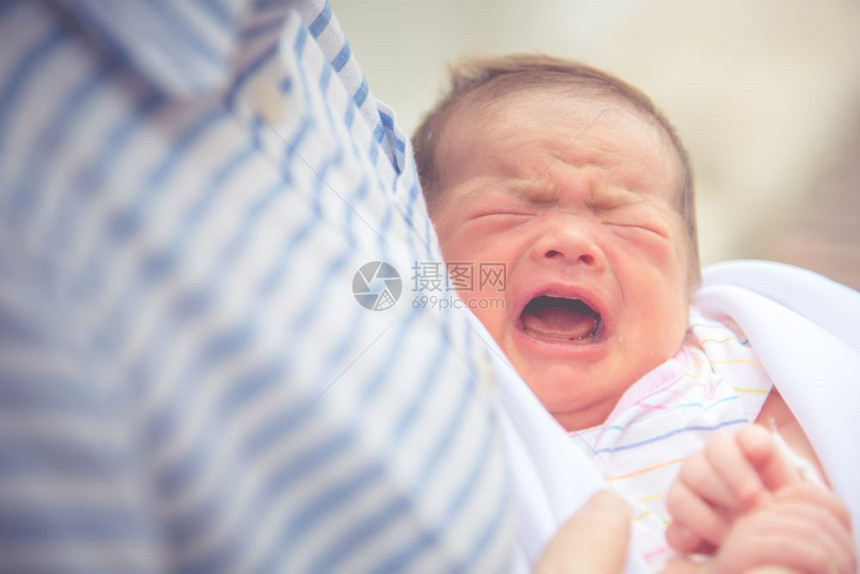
[0,1,512,572]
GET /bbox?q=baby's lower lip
[519,330,604,346]
[513,319,609,356]
[519,318,603,344]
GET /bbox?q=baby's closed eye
[468,210,533,232]
[471,208,533,219]
[602,217,670,240]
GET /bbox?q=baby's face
[431,90,690,430]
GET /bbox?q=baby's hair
[412,53,700,287]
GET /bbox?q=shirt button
[478,348,498,391]
[252,77,286,125]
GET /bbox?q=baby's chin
[514,361,630,431]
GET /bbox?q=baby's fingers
[704,428,772,508]
[731,503,854,574]
[675,450,745,511]
[665,522,715,557]
[734,425,804,492]
[665,479,729,553]
[713,488,856,574]
[775,482,854,532]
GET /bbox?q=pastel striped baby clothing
[571,307,774,570]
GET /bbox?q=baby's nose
[530,218,605,270]
[543,247,596,266]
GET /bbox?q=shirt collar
[60,0,257,97]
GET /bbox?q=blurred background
[332,0,860,289]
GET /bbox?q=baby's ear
[686,264,702,298]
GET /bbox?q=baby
[413,54,855,571]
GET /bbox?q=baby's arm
[665,425,856,573]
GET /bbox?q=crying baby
[414,54,695,431]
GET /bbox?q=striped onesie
[572,306,774,570]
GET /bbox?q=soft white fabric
[697,260,860,551]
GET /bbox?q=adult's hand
[535,490,632,574]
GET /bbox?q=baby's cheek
[467,297,508,339]
[466,295,497,323]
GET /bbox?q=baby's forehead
[458,86,668,144]
[459,91,675,164]
[456,88,679,172]
[435,89,687,221]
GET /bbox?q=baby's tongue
[521,297,597,341]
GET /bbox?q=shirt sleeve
[0,1,512,572]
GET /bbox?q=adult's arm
[0,1,510,571]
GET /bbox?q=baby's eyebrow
[462,179,556,204]
[520,182,561,205]
[463,179,650,210]
[588,184,645,209]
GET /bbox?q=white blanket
[494,260,860,572]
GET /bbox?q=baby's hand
[703,482,855,574]
[665,424,804,554]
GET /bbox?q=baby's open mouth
[520,295,602,342]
